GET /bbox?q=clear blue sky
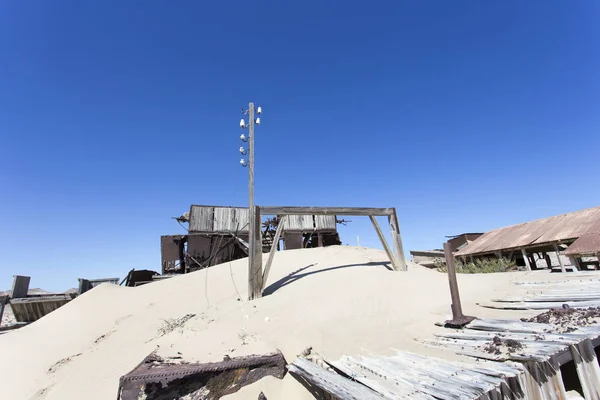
[1,1,598,291]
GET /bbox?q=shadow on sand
[263,261,392,296]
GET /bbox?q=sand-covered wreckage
[4,206,600,398]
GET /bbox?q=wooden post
[11,275,30,299]
[248,206,263,300]
[495,252,504,269]
[443,242,475,327]
[261,215,287,292]
[553,243,566,273]
[569,256,581,271]
[388,209,407,271]
[0,295,8,328]
[521,248,532,271]
[369,216,399,271]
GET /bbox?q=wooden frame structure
[248,206,407,299]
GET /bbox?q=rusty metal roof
[456,206,600,256]
[564,233,600,255]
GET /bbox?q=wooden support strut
[521,248,532,271]
[261,215,287,292]
[388,209,407,271]
[369,216,399,271]
[553,242,567,273]
[259,206,394,216]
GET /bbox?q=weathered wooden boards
[252,206,408,299]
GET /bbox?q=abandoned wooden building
[161,205,342,274]
[456,205,600,272]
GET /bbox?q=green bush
[436,257,519,274]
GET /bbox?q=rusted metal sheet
[286,215,314,231]
[565,234,600,255]
[10,295,74,322]
[117,351,286,400]
[161,236,182,264]
[315,215,336,231]
[534,207,600,244]
[187,235,212,262]
[284,232,303,249]
[457,206,600,256]
[189,205,214,233]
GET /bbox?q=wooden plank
[11,275,30,299]
[261,215,287,292]
[260,206,394,217]
[369,216,398,270]
[388,209,407,271]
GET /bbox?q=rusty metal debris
[117,351,286,400]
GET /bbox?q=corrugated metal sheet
[213,207,236,232]
[314,215,336,230]
[286,215,314,231]
[161,236,181,263]
[187,235,212,260]
[233,208,249,232]
[565,234,600,255]
[189,206,249,233]
[457,206,600,256]
[189,205,214,232]
[534,208,600,243]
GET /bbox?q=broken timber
[117,351,286,400]
[252,206,407,300]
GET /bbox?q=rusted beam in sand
[117,351,286,400]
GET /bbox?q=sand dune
[0,246,538,400]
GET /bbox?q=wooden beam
[388,209,407,271]
[261,215,287,292]
[259,206,394,216]
[369,216,398,270]
[521,248,532,271]
[569,256,581,271]
[553,243,566,273]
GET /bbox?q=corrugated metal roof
[286,215,314,231]
[457,206,600,256]
[565,233,600,255]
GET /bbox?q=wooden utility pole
[245,103,264,300]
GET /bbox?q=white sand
[0,246,545,400]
